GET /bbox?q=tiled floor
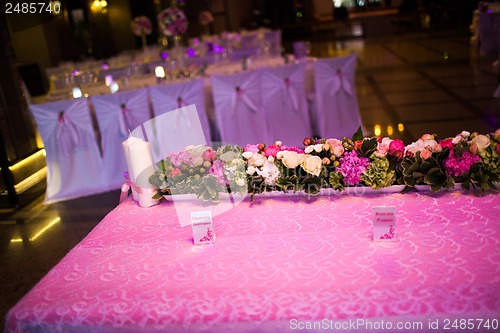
[1,11,499,331]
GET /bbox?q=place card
[372,206,396,241]
[191,211,215,245]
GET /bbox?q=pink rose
[169,168,182,177]
[326,138,344,157]
[244,144,260,153]
[375,143,389,158]
[496,143,500,155]
[470,144,478,154]
[421,133,434,141]
[202,148,216,162]
[264,144,281,157]
[388,139,405,158]
[420,149,432,160]
[439,139,454,151]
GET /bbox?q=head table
[5,190,500,332]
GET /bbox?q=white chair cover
[313,54,363,139]
[261,62,312,146]
[479,12,500,55]
[148,79,212,143]
[134,104,208,163]
[30,98,104,204]
[91,88,152,189]
[211,70,264,146]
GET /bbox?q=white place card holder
[372,206,396,241]
[191,211,215,245]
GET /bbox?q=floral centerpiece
[131,16,152,50]
[198,11,214,35]
[148,127,500,203]
[157,7,188,37]
[149,145,247,203]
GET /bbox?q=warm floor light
[374,125,381,137]
[10,217,61,243]
[398,123,405,132]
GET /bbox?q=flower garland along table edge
[149,127,500,203]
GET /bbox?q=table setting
[5,119,500,332]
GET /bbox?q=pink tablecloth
[5,191,500,332]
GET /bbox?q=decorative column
[0,10,46,208]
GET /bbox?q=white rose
[256,160,280,185]
[461,131,470,138]
[281,151,305,169]
[192,156,204,166]
[304,145,314,154]
[423,139,438,151]
[268,156,275,163]
[242,151,254,160]
[301,155,322,177]
[314,144,323,153]
[275,141,282,146]
[236,178,246,186]
[473,134,490,151]
[452,135,463,145]
[246,166,257,175]
[247,153,266,167]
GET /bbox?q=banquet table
[5,189,500,333]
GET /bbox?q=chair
[30,98,104,204]
[148,79,212,143]
[138,104,208,163]
[211,70,264,146]
[313,53,363,139]
[91,88,152,189]
[261,62,312,146]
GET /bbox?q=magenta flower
[338,151,370,185]
[264,144,281,157]
[439,139,454,151]
[209,160,226,185]
[244,144,260,153]
[444,151,481,177]
[169,150,191,166]
[281,145,304,154]
[388,139,405,157]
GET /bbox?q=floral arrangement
[149,128,500,202]
[198,11,214,26]
[149,145,247,202]
[131,16,152,37]
[157,7,188,36]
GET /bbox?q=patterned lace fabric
[6,191,500,332]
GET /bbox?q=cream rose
[280,151,305,169]
[301,155,322,176]
[473,134,490,151]
[247,153,266,167]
